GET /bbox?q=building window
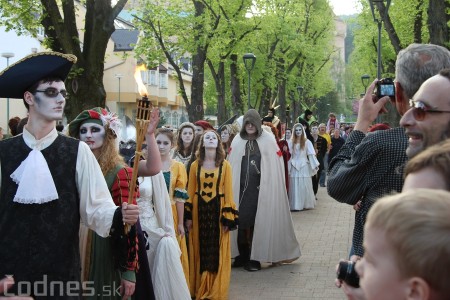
[132,109,137,124]
[119,107,125,118]
[149,70,157,86]
[173,111,179,128]
[140,70,148,84]
[164,111,171,126]
[159,73,168,89]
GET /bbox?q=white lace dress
[287,140,317,211]
[137,173,191,300]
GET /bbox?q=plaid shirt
[327,127,408,256]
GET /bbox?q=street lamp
[243,53,256,110]
[368,0,391,80]
[361,74,370,93]
[115,73,123,116]
[2,52,15,124]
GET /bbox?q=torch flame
[134,64,148,97]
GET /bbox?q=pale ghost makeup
[181,127,194,145]
[221,129,230,143]
[32,81,66,121]
[295,126,303,137]
[285,129,292,140]
[203,131,218,148]
[79,122,106,154]
[156,133,172,156]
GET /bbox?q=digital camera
[336,260,360,288]
[376,77,395,98]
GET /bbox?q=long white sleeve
[76,142,117,237]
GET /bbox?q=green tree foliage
[346,0,449,125]
[135,0,342,124]
[0,0,129,121]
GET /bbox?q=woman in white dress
[137,150,191,300]
[288,123,319,211]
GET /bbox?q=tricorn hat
[0,52,77,99]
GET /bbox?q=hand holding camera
[354,79,391,133]
[375,78,395,100]
[336,260,360,288]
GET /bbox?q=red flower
[277,150,282,157]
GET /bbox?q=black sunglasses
[409,99,450,121]
[34,87,68,99]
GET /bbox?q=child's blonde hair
[366,189,450,297]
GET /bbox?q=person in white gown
[137,167,191,299]
[287,123,319,211]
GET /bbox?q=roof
[111,29,139,52]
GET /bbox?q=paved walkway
[229,186,354,300]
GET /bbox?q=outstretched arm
[138,107,162,176]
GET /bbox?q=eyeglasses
[409,99,450,121]
[34,87,68,99]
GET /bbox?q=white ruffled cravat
[10,149,59,204]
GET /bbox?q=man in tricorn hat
[0,52,148,298]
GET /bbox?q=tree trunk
[230,54,243,116]
[376,1,402,54]
[428,0,449,47]
[40,0,126,121]
[208,59,227,125]
[189,1,207,122]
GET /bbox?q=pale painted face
[245,122,257,136]
[156,133,172,156]
[31,81,66,122]
[285,129,292,140]
[356,227,408,300]
[221,129,230,143]
[403,167,448,191]
[181,127,194,145]
[195,126,204,136]
[294,126,303,137]
[79,122,106,154]
[311,126,319,135]
[203,131,218,149]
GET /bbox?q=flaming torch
[127,64,153,208]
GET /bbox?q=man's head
[240,109,262,140]
[400,69,450,158]
[268,108,275,117]
[395,43,450,115]
[403,139,450,191]
[310,121,319,136]
[0,51,76,106]
[304,109,313,120]
[356,189,450,300]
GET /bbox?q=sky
[0,27,40,70]
[329,0,362,16]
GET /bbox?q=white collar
[23,127,59,151]
[10,127,60,204]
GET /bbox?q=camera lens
[336,261,360,288]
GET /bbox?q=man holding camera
[328,43,450,299]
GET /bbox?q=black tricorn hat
[0,52,77,99]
